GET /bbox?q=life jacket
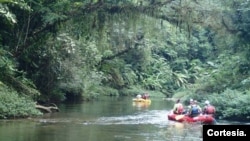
[205,105,215,114]
[142,94,149,99]
[191,105,200,115]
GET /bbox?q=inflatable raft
[132,98,151,104]
[168,113,216,124]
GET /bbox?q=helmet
[136,94,142,98]
[189,99,194,104]
[205,100,210,105]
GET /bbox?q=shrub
[0,84,42,119]
[208,89,250,121]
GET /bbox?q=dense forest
[0,0,250,121]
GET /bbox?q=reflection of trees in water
[165,122,203,141]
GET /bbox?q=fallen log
[35,103,59,113]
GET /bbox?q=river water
[0,96,215,141]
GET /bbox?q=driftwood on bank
[35,103,59,113]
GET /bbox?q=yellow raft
[132,98,151,104]
[132,98,151,108]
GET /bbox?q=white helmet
[136,94,142,98]
[205,100,210,105]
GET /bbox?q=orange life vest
[205,105,215,114]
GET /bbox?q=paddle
[175,115,185,120]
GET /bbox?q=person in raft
[187,99,202,117]
[184,99,194,114]
[203,100,216,117]
[172,99,184,115]
[136,94,142,99]
[142,92,150,99]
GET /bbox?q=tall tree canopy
[1,0,250,120]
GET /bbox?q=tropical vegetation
[0,0,250,121]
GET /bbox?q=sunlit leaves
[0,0,31,24]
[0,4,16,23]
[172,71,189,88]
[57,33,76,54]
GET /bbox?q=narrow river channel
[0,96,242,141]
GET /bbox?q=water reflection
[94,110,168,126]
[0,97,246,141]
[165,122,203,141]
[132,101,151,109]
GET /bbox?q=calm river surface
[0,96,239,141]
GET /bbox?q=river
[0,96,239,141]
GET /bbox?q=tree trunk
[35,103,59,113]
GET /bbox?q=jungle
[0,0,250,121]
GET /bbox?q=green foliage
[1,0,250,121]
[178,89,250,121]
[172,89,194,100]
[119,86,144,96]
[140,54,172,90]
[81,70,106,99]
[95,86,119,97]
[207,89,250,121]
[0,3,17,24]
[0,48,16,76]
[0,84,42,119]
[102,59,127,88]
[193,50,250,94]
[39,0,69,26]
[0,0,31,24]
[0,48,40,98]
